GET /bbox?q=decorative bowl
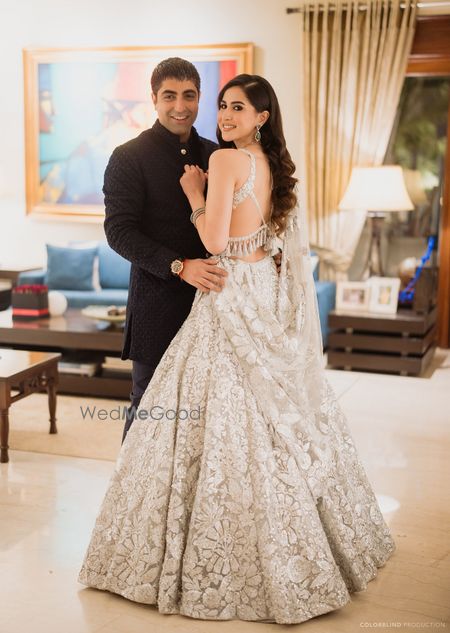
[81,305,127,324]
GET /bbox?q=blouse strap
[236,149,267,226]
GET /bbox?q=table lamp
[338,165,414,278]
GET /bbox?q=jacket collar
[152,119,200,150]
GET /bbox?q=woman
[79,75,395,624]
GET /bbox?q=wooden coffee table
[0,349,60,463]
[0,309,129,398]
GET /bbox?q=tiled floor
[1,352,449,633]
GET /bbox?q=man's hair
[151,57,201,95]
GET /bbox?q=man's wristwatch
[170,258,185,277]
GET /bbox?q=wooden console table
[327,307,437,376]
[0,349,60,463]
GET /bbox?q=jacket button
[180,148,187,155]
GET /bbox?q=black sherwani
[103,120,217,366]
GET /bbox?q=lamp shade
[338,166,414,212]
[403,169,428,205]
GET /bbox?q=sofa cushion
[63,289,128,309]
[98,243,131,290]
[46,245,97,291]
[68,240,101,290]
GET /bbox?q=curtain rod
[286,1,450,12]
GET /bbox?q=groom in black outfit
[103,58,227,440]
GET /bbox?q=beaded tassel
[224,224,271,257]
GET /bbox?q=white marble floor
[1,352,449,633]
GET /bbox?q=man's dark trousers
[122,361,155,443]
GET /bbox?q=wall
[0,0,302,267]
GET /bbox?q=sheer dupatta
[213,203,335,500]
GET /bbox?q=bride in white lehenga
[78,74,395,624]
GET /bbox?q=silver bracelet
[190,206,205,226]
[190,206,205,223]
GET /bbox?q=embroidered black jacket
[103,120,217,365]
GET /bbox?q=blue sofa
[313,261,336,347]
[19,242,336,346]
[18,242,130,309]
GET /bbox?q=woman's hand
[180,165,207,206]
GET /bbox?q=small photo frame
[336,281,370,312]
[368,277,401,314]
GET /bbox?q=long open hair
[217,74,297,235]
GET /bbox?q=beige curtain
[298,0,417,280]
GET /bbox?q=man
[103,57,227,440]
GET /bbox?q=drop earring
[254,124,261,143]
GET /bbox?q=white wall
[0,0,302,267]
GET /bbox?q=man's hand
[180,258,228,293]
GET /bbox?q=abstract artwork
[23,45,253,220]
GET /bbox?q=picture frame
[336,281,371,313]
[368,277,401,315]
[23,44,254,222]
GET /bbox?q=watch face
[171,260,183,275]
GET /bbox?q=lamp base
[361,212,386,279]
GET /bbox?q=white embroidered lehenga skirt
[78,255,395,624]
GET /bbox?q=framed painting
[23,43,253,221]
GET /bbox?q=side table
[0,349,61,463]
[0,265,41,286]
[327,307,437,376]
